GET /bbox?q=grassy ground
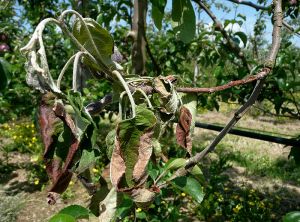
[0,104,299,221]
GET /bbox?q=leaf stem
[113,70,136,118]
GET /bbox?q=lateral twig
[158,0,283,188]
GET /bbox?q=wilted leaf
[176,106,192,154]
[72,18,114,69]
[171,176,204,203]
[153,77,179,114]
[59,205,89,219]
[99,188,117,222]
[110,106,156,189]
[131,188,156,209]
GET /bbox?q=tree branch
[159,0,283,187]
[227,0,270,11]
[194,0,251,72]
[131,0,147,75]
[144,34,161,75]
[177,69,269,93]
[226,0,300,37]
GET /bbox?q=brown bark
[131,0,147,75]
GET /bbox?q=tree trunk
[131,0,147,75]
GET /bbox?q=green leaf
[72,18,114,68]
[152,6,164,30]
[76,150,96,174]
[116,196,133,219]
[106,130,116,160]
[234,31,247,47]
[164,158,186,172]
[172,0,196,43]
[171,176,204,203]
[283,211,300,222]
[48,213,76,222]
[59,205,89,219]
[172,0,184,22]
[0,58,11,91]
[190,165,205,183]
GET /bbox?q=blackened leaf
[59,205,89,219]
[171,176,204,203]
[110,106,156,189]
[176,106,192,154]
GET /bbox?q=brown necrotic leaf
[132,130,154,183]
[176,106,192,154]
[110,106,156,190]
[39,94,80,195]
[131,188,156,209]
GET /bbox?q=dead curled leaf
[39,93,80,195]
[110,106,156,191]
[176,106,193,155]
[131,188,156,209]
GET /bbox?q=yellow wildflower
[30,156,39,162]
[92,168,99,173]
[233,204,243,213]
[181,192,186,197]
[28,143,33,147]
[249,201,255,206]
[136,208,142,213]
[34,179,39,185]
[13,135,17,140]
[69,181,74,186]
[31,124,35,128]
[42,165,46,169]
[218,196,224,202]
